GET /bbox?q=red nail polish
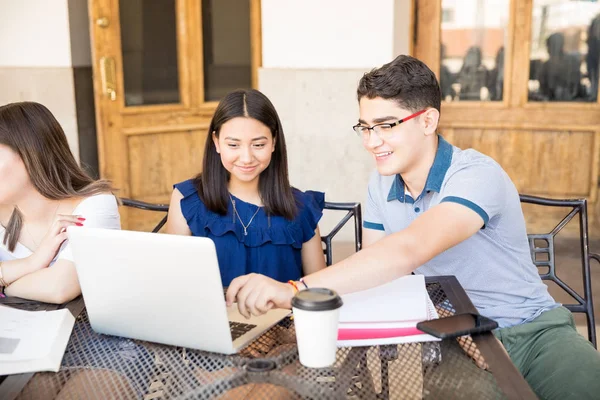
[78,217,86,221]
[76,222,84,226]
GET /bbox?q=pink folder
[338,326,424,341]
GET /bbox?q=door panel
[127,129,208,199]
[443,129,596,196]
[89,0,259,230]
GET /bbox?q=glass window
[529,1,600,102]
[440,0,510,102]
[119,0,181,106]
[442,8,455,24]
[202,0,252,101]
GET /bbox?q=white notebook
[339,275,429,323]
[337,275,440,346]
[0,306,75,375]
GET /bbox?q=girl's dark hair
[194,89,297,219]
[357,55,442,113]
[0,102,114,251]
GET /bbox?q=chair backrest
[120,198,169,233]
[520,194,597,348]
[320,202,363,266]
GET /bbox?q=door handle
[99,56,117,101]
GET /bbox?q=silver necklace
[229,195,261,236]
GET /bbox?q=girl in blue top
[167,89,326,286]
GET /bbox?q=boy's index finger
[225,275,250,305]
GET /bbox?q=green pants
[494,307,600,400]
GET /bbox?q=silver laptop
[67,227,291,354]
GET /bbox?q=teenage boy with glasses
[226,55,600,400]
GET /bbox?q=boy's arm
[227,202,484,317]
[304,201,483,294]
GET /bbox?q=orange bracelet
[287,280,299,294]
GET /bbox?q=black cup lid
[291,288,343,311]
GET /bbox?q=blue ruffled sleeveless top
[174,179,325,286]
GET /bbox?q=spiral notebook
[337,275,440,347]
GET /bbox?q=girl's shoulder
[71,193,120,230]
[173,178,214,223]
[290,189,325,240]
[173,178,198,198]
[291,188,325,214]
[72,193,119,214]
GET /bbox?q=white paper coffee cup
[291,288,343,368]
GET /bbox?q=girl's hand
[29,214,84,270]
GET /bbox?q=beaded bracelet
[287,280,299,294]
[0,261,8,288]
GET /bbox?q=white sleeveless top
[0,194,121,264]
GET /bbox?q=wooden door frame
[250,0,262,89]
[88,0,262,199]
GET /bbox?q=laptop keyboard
[224,288,258,340]
[229,321,257,341]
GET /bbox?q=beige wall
[0,0,91,161]
[0,0,72,67]
[0,68,79,154]
[259,68,373,239]
[262,0,404,68]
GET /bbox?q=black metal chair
[120,198,169,232]
[520,194,597,348]
[321,202,363,266]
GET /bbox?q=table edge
[430,275,538,400]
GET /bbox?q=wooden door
[89,0,261,230]
[414,0,600,232]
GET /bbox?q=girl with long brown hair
[0,102,154,399]
[0,101,120,303]
[167,89,326,286]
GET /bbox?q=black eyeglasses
[352,109,427,141]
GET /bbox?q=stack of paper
[0,306,75,375]
[337,275,440,347]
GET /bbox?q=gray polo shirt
[364,135,558,328]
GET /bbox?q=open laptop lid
[67,227,237,354]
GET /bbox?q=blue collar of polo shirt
[387,134,454,202]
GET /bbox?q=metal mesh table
[0,276,537,400]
